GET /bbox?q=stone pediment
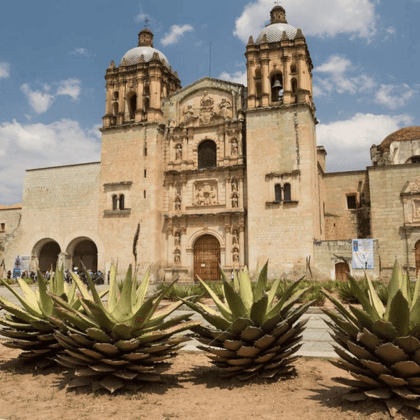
[401,177,420,196]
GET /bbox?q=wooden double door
[194,235,220,282]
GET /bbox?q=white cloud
[70,48,93,57]
[134,5,150,24]
[313,55,376,97]
[20,83,55,114]
[374,84,419,110]
[0,62,10,79]
[219,71,247,85]
[161,24,194,46]
[0,119,101,205]
[318,113,413,172]
[56,79,81,100]
[234,0,378,43]
[20,79,82,114]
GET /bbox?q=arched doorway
[39,241,61,272]
[194,235,220,282]
[415,241,420,276]
[72,240,98,272]
[335,262,350,281]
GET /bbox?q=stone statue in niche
[233,252,240,263]
[195,182,218,206]
[231,178,238,192]
[232,230,239,245]
[174,232,181,246]
[219,98,232,118]
[413,200,420,221]
[175,196,182,211]
[231,194,239,208]
[174,249,181,265]
[231,139,239,155]
[175,144,182,161]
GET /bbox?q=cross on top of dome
[270,2,287,24]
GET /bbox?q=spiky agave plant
[322,262,420,415]
[182,263,313,380]
[49,265,200,393]
[0,268,94,368]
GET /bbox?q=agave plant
[49,265,200,393]
[182,263,313,380]
[322,262,420,416]
[0,268,94,368]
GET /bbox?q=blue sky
[1,0,419,205]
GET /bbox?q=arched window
[291,63,297,73]
[112,195,118,211]
[407,156,420,164]
[113,91,119,100]
[119,194,125,210]
[129,94,137,120]
[144,85,150,96]
[284,183,291,202]
[271,73,283,102]
[112,102,119,116]
[275,184,282,202]
[198,140,217,169]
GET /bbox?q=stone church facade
[2,6,420,281]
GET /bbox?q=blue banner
[352,239,374,269]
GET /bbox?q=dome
[380,126,420,150]
[256,23,298,44]
[120,46,170,68]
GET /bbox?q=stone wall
[0,207,22,276]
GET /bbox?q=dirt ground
[0,345,419,420]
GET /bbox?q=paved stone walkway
[0,284,337,358]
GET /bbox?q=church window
[129,94,137,120]
[144,190,147,198]
[0,223,5,232]
[275,184,282,202]
[291,63,297,73]
[119,194,125,210]
[144,169,147,178]
[346,195,357,210]
[284,183,291,202]
[144,146,147,156]
[113,91,119,100]
[112,195,118,211]
[112,102,119,116]
[291,78,298,94]
[271,73,283,102]
[144,97,150,111]
[198,140,217,170]
[144,85,150,96]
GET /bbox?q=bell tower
[98,27,182,278]
[245,6,323,278]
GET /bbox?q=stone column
[135,78,144,122]
[105,84,112,115]
[239,176,244,208]
[180,227,187,267]
[225,216,232,266]
[261,58,270,106]
[239,223,245,267]
[282,57,291,104]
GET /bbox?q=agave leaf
[222,279,248,319]
[322,309,359,339]
[181,299,231,330]
[0,295,40,324]
[16,278,42,313]
[111,265,134,320]
[67,281,78,309]
[349,306,374,331]
[107,265,118,312]
[412,271,420,311]
[133,268,151,311]
[54,306,97,331]
[145,301,183,328]
[347,276,379,321]
[365,274,385,318]
[279,287,312,317]
[36,271,54,317]
[254,261,268,302]
[403,270,412,308]
[266,277,282,310]
[410,294,420,326]
[387,261,402,308]
[81,299,116,332]
[250,295,268,327]
[54,266,65,297]
[196,275,232,321]
[388,290,410,336]
[372,319,399,341]
[70,272,92,301]
[127,295,155,330]
[143,314,194,334]
[238,268,254,312]
[266,286,310,320]
[321,289,360,327]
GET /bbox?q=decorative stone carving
[174,249,181,265]
[183,104,197,125]
[232,230,239,245]
[231,139,239,155]
[174,196,182,211]
[199,91,215,125]
[231,193,239,208]
[175,144,182,161]
[219,98,232,118]
[194,181,218,206]
[174,231,181,246]
[231,178,238,192]
[413,200,420,222]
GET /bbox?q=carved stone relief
[413,200,420,222]
[194,181,218,206]
[175,144,182,161]
[199,91,215,125]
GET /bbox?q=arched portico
[31,238,61,272]
[66,237,98,272]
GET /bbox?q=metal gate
[194,235,220,282]
[416,241,420,276]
